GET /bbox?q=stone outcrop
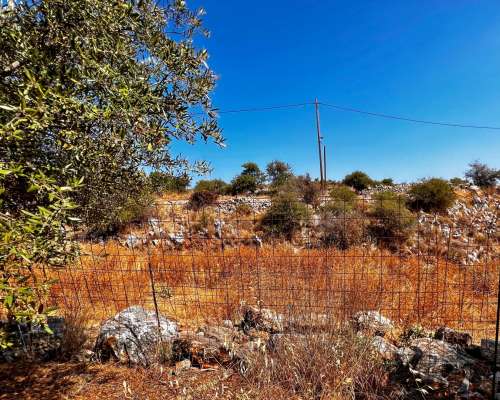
[94,306,178,366]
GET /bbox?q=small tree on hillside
[230,174,259,194]
[465,161,500,188]
[408,178,456,213]
[150,172,191,194]
[261,193,308,240]
[368,192,415,250]
[295,174,321,207]
[342,171,373,192]
[266,160,293,188]
[241,162,266,186]
[194,179,228,194]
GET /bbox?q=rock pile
[91,306,498,398]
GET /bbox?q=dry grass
[242,326,393,400]
[49,241,498,340]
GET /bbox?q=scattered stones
[214,219,224,239]
[168,231,184,247]
[352,311,394,336]
[371,335,398,360]
[124,234,142,249]
[174,358,191,373]
[239,305,285,333]
[253,235,263,248]
[94,306,178,367]
[434,327,472,347]
[480,339,500,363]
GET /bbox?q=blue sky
[172,0,500,183]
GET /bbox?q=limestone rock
[352,311,394,335]
[94,306,178,366]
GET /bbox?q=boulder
[94,306,178,366]
[409,338,475,386]
[434,327,472,347]
[239,306,284,333]
[371,336,398,360]
[480,339,500,363]
[352,311,394,335]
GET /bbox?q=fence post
[492,269,500,399]
[147,247,162,333]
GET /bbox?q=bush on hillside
[465,161,500,188]
[188,190,219,211]
[368,192,415,250]
[325,185,358,214]
[449,177,467,186]
[320,210,366,250]
[194,179,229,194]
[381,178,394,186]
[342,171,374,192]
[408,178,456,213]
[230,174,259,194]
[149,172,191,194]
[86,177,154,236]
[240,162,266,186]
[295,174,321,207]
[261,193,308,240]
[266,160,294,188]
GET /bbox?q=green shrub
[194,179,228,194]
[230,174,258,194]
[408,178,456,213]
[381,178,394,186]
[465,161,500,188]
[234,203,253,216]
[188,190,219,211]
[325,185,358,214]
[261,193,308,240]
[240,162,265,186]
[342,171,373,192]
[295,174,321,207]
[449,177,466,186]
[266,160,294,188]
[85,179,154,236]
[149,172,190,194]
[368,192,415,250]
[320,210,366,250]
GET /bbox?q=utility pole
[323,144,327,187]
[314,98,324,188]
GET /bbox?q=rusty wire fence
[48,196,499,343]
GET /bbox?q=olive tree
[0,0,221,344]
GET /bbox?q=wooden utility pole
[314,98,324,187]
[323,144,327,186]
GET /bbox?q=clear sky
[172,0,500,184]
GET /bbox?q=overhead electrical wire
[201,100,500,131]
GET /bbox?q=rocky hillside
[117,185,498,265]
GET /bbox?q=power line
[214,102,313,114]
[201,100,500,131]
[318,101,500,130]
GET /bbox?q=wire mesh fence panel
[47,195,499,342]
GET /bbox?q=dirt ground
[0,361,251,400]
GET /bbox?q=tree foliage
[266,160,293,188]
[0,0,220,345]
[261,193,308,240]
[342,171,373,192]
[408,178,456,213]
[194,179,228,194]
[465,161,500,188]
[368,192,415,250]
[230,174,258,194]
[150,172,191,194]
